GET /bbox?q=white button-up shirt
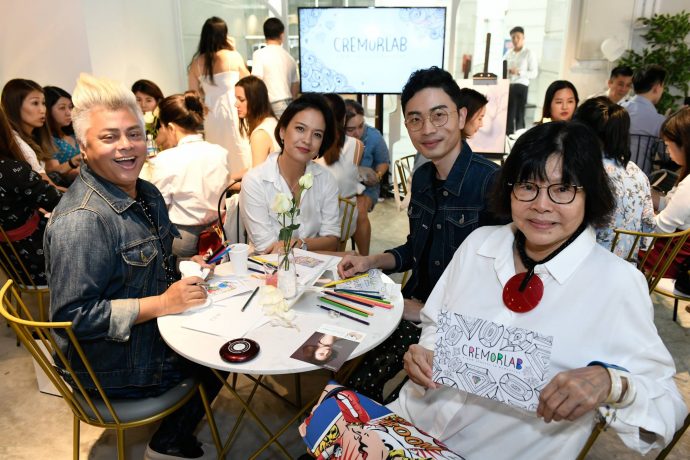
[240,152,340,253]
[502,47,538,86]
[389,224,686,459]
[149,134,229,226]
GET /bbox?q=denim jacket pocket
[446,209,479,251]
[407,203,426,235]
[121,239,158,291]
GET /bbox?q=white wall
[0,0,184,95]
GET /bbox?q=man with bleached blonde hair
[46,74,220,459]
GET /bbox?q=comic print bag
[298,382,464,459]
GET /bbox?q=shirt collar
[417,140,473,195]
[478,223,597,286]
[263,152,324,189]
[177,133,204,146]
[79,164,142,214]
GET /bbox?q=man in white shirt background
[251,18,299,118]
[503,26,538,134]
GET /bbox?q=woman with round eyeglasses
[389,121,685,458]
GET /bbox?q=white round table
[157,262,404,375]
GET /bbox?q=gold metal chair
[0,225,49,321]
[610,227,690,320]
[0,279,221,460]
[394,154,416,196]
[338,197,357,252]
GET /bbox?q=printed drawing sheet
[433,310,554,411]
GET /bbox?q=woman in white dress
[317,93,369,253]
[188,16,249,176]
[232,75,279,181]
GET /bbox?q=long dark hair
[661,107,690,184]
[235,76,274,137]
[322,93,346,165]
[44,86,75,137]
[1,79,54,161]
[573,96,631,167]
[192,16,234,84]
[157,92,205,133]
[541,80,579,120]
[0,106,26,163]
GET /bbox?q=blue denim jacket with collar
[45,164,180,389]
[386,142,500,300]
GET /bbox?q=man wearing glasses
[337,66,500,402]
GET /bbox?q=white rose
[271,193,292,214]
[143,111,155,124]
[298,172,313,190]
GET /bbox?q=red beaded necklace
[502,224,586,313]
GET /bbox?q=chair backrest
[0,279,124,426]
[394,154,416,197]
[338,197,356,252]
[0,225,42,290]
[630,134,664,176]
[610,227,690,292]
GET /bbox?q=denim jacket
[387,142,499,300]
[45,164,180,389]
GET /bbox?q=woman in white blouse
[240,94,340,254]
[233,75,280,181]
[151,92,229,257]
[647,107,690,277]
[390,122,686,459]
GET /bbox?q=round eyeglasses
[510,182,583,204]
[404,108,456,132]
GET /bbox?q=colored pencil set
[317,287,390,326]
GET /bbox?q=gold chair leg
[199,383,222,458]
[73,416,80,460]
[116,428,125,460]
[656,413,690,459]
[673,299,679,322]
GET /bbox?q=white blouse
[13,131,45,174]
[239,152,340,253]
[389,224,686,459]
[148,134,229,226]
[655,174,690,233]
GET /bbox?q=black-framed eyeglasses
[404,108,456,132]
[509,182,583,204]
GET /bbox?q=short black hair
[263,17,284,40]
[541,80,579,120]
[401,66,461,113]
[610,66,633,79]
[492,121,615,228]
[632,64,666,94]
[573,96,631,166]
[275,93,336,159]
[510,26,524,35]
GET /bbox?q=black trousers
[507,83,529,134]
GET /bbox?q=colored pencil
[324,290,391,309]
[241,287,259,312]
[322,273,369,288]
[323,291,375,308]
[248,266,264,275]
[208,245,232,264]
[335,288,383,299]
[318,296,371,317]
[319,305,370,326]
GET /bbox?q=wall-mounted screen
[298,7,446,94]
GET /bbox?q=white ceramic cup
[229,243,249,275]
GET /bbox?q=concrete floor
[1,196,690,459]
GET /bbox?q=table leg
[211,369,293,459]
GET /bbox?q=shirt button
[442,191,449,197]
[434,260,441,266]
[436,224,442,230]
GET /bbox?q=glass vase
[277,248,297,299]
